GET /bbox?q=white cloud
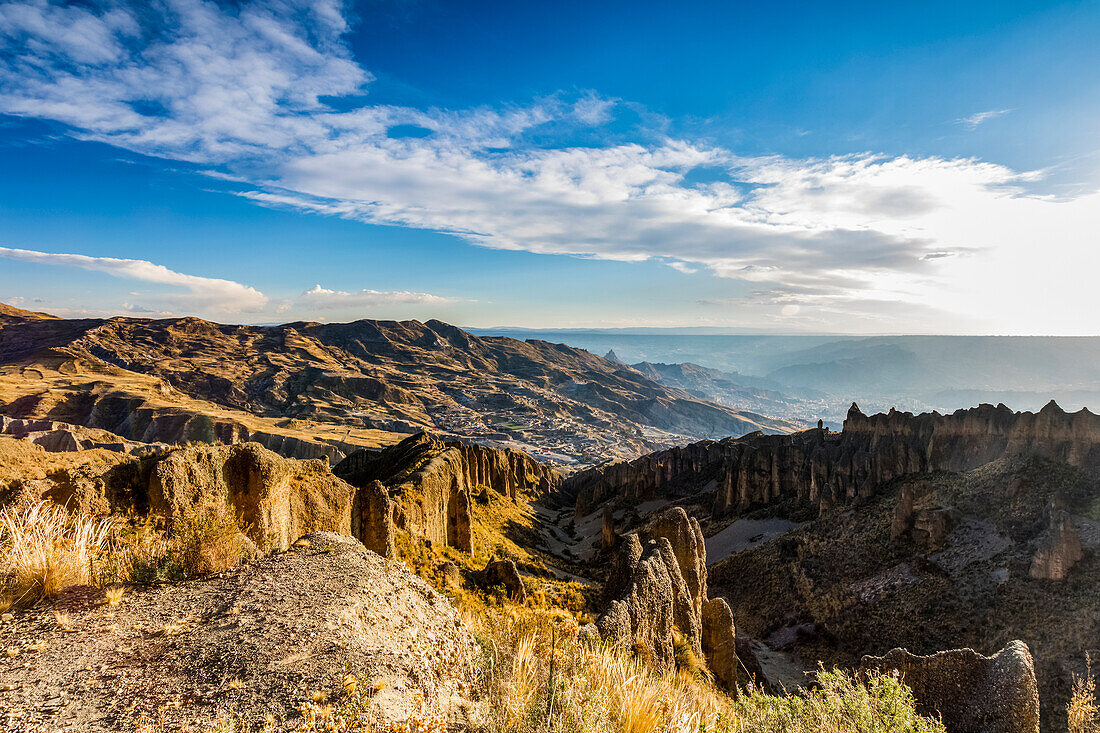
[298,284,454,309]
[0,246,268,312]
[0,1,1096,332]
[957,109,1012,129]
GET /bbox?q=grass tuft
[0,500,111,606]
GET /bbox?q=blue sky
[0,0,1097,333]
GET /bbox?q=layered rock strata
[570,402,1100,518]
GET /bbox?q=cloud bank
[298,284,454,309]
[0,245,268,312]
[0,0,1097,332]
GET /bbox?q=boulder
[477,557,526,602]
[438,561,465,593]
[701,597,739,694]
[859,640,1040,733]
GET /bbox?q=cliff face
[570,401,1100,517]
[335,432,561,552]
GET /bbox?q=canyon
[568,400,1100,517]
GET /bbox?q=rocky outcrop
[597,535,695,672]
[149,442,355,552]
[335,432,561,552]
[597,508,707,672]
[476,558,527,602]
[1029,503,1084,580]
[0,415,167,456]
[353,480,394,557]
[701,598,739,694]
[643,508,707,624]
[860,641,1040,733]
[569,402,1100,518]
[892,484,959,547]
[0,532,480,729]
[601,505,617,550]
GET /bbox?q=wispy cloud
[957,109,1012,129]
[0,2,1097,332]
[297,284,454,309]
[0,246,268,312]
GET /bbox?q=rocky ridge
[335,432,561,552]
[0,307,796,467]
[568,401,1100,516]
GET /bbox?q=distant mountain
[0,306,796,466]
[762,336,1100,415]
[630,361,828,427]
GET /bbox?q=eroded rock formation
[892,484,960,547]
[335,432,561,552]
[860,641,1040,733]
[476,557,527,602]
[1029,502,1084,580]
[597,534,695,672]
[597,508,709,671]
[353,480,394,557]
[570,402,1100,518]
[701,598,739,694]
[598,507,749,691]
[149,442,356,552]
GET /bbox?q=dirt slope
[0,533,480,732]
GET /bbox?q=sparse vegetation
[1070,674,1100,733]
[0,499,111,606]
[460,598,945,733]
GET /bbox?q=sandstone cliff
[569,401,1100,517]
[335,432,561,552]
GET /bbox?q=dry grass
[459,598,945,733]
[105,584,125,606]
[97,500,254,584]
[0,500,111,606]
[1070,675,1100,733]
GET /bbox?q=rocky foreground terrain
[1,533,478,731]
[0,304,794,468]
